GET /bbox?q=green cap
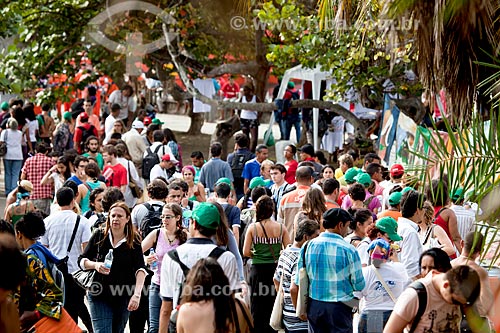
[215,177,232,189]
[451,188,464,202]
[0,101,8,111]
[344,168,360,184]
[376,217,402,242]
[401,186,414,194]
[184,202,220,229]
[354,172,372,187]
[388,191,402,206]
[63,111,72,121]
[249,177,271,189]
[152,118,164,125]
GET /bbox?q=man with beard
[82,136,104,170]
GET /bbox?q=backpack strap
[408,281,427,333]
[434,207,447,220]
[66,216,81,256]
[167,249,190,277]
[153,229,161,250]
[208,246,226,260]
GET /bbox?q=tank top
[433,206,457,259]
[252,222,282,264]
[10,201,34,226]
[153,229,180,286]
[240,95,257,120]
[80,181,103,214]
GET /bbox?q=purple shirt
[341,190,382,213]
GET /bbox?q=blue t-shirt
[242,158,261,181]
[68,175,83,186]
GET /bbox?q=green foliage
[258,0,421,106]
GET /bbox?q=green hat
[152,118,164,125]
[354,172,372,187]
[249,177,271,190]
[388,191,402,206]
[344,168,360,184]
[184,202,220,229]
[451,188,464,202]
[401,186,414,194]
[376,217,402,242]
[215,177,233,189]
[63,111,72,121]
[0,101,8,111]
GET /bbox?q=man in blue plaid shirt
[291,208,365,333]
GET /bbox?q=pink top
[341,190,382,213]
[153,229,180,286]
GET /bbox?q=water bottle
[104,249,114,269]
[149,248,158,272]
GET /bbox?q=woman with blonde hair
[293,187,327,231]
[4,180,36,226]
[418,200,455,257]
[79,201,147,333]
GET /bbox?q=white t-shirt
[117,157,143,208]
[397,217,424,281]
[28,119,39,142]
[240,95,257,120]
[41,210,91,274]
[131,200,165,229]
[0,129,23,160]
[150,164,168,182]
[144,142,173,163]
[358,263,408,311]
[108,90,137,120]
[392,271,461,333]
[103,114,117,144]
[160,239,240,308]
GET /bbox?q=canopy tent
[277,65,332,150]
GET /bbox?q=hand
[20,311,38,329]
[240,281,248,298]
[298,313,308,321]
[95,262,110,275]
[128,294,141,311]
[181,197,189,208]
[145,254,158,265]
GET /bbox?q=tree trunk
[186,100,204,135]
[211,115,241,159]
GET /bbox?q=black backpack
[230,151,254,189]
[78,125,95,151]
[167,247,226,333]
[282,89,300,118]
[142,145,162,180]
[139,203,163,239]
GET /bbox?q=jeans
[358,310,392,333]
[3,159,22,195]
[307,299,353,333]
[148,283,162,333]
[88,294,130,333]
[285,114,301,142]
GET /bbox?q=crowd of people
[0,94,495,333]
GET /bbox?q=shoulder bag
[128,161,143,198]
[72,230,102,290]
[296,241,310,319]
[269,270,284,330]
[56,216,81,277]
[372,265,397,303]
[29,308,82,333]
[0,129,8,156]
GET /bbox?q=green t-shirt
[83,152,104,170]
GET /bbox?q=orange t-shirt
[377,210,402,221]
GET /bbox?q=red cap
[143,116,152,126]
[161,154,179,164]
[80,112,89,121]
[390,164,405,177]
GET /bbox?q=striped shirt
[450,204,475,239]
[274,246,308,331]
[294,232,365,302]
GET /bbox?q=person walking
[291,208,365,333]
[0,118,23,196]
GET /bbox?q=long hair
[181,258,238,333]
[163,203,187,245]
[212,202,229,247]
[103,201,140,248]
[301,188,326,223]
[57,156,72,180]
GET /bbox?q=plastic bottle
[104,249,114,269]
[149,248,158,272]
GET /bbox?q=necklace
[165,230,176,245]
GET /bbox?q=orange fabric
[377,210,402,221]
[32,308,83,333]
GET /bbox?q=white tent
[277,65,332,150]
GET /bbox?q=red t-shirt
[221,82,240,99]
[102,163,128,187]
[284,159,298,184]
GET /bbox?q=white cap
[132,120,145,129]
